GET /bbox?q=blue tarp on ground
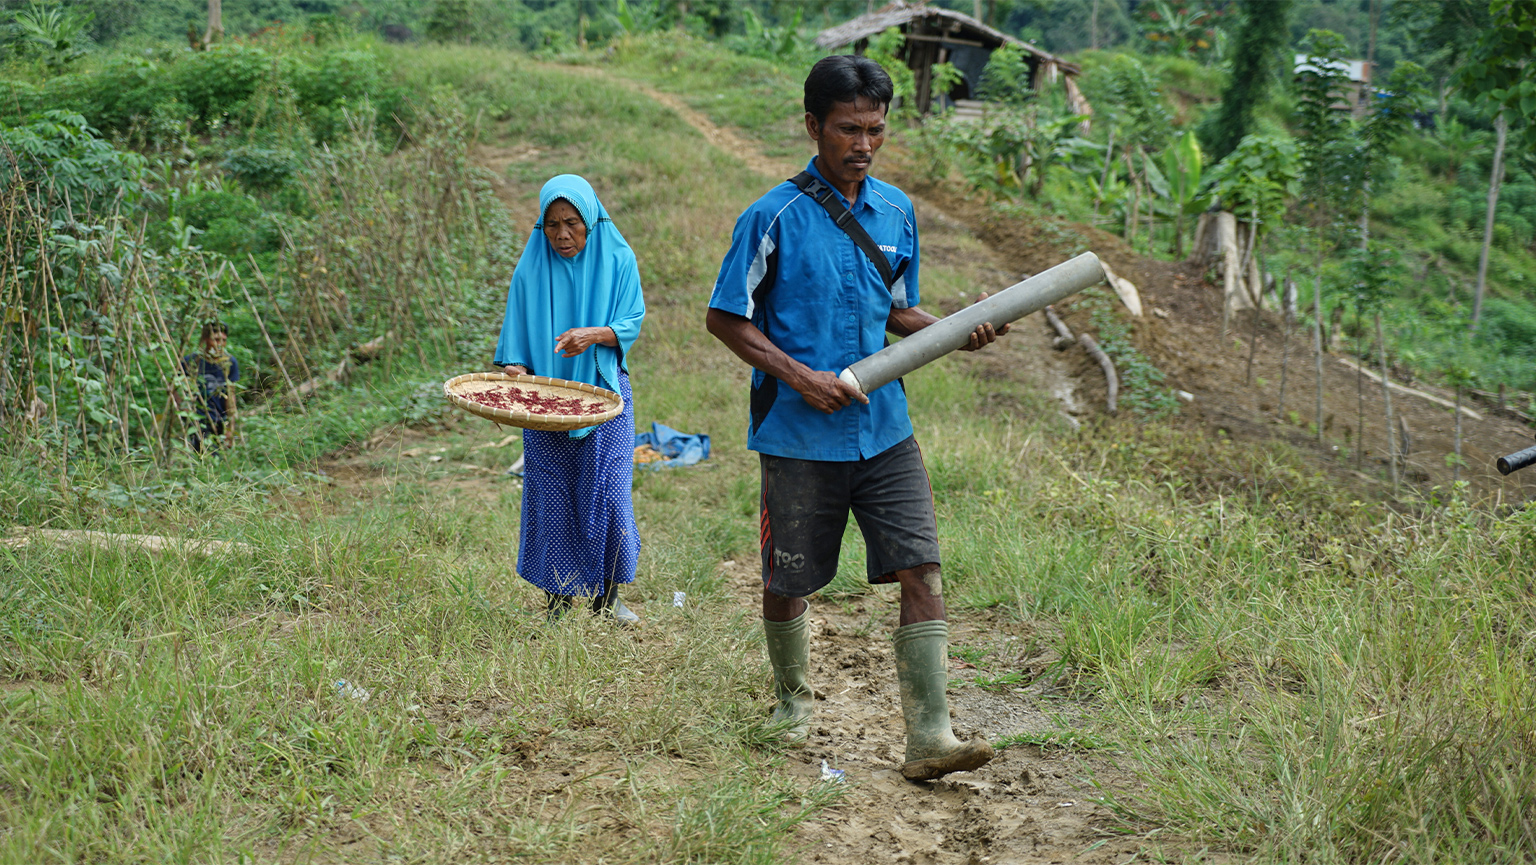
[634,422,710,470]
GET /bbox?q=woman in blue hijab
[495,175,646,623]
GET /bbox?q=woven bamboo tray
[443,372,622,431]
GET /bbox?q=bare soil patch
[887,155,1536,504]
[715,563,1231,865]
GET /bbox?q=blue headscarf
[494,175,646,438]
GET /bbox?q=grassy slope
[2,37,1535,864]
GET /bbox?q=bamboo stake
[1277,274,1293,420]
[247,253,313,384]
[1453,386,1463,485]
[236,272,306,413]
[1376,312,1398,490]
[1313,262,1324,445]
[25,190,67,482]
[1355,311,1364,471]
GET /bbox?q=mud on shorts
[759,436,941,598]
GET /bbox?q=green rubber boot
[763,612,814,744]
[892,620,994,781]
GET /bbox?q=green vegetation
[2,4,1536,863]
[1198,0,1294,163]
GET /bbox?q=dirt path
[720,563,1191,865]
[622,79,798,182]
[323,423,1206,864]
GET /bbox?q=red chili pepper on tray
[466,384,608,416]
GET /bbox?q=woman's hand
[554,327,618,358]
[503,364,529,375]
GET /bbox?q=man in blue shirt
[707,55,1006,781]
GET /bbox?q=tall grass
[2,37,1534,865]
[900,370,1536,862]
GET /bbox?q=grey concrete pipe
[838,251,1106,395]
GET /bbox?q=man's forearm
[887,298,1006,351]
[706,308,867,413]
[705,308,814,389]
[886,305,939,337]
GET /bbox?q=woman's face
[543,199,587,258]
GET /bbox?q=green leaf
[1143,151,1171,198]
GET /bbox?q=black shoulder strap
[789,171,896,290]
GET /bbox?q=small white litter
[335,679,371,702]
[819,760,846,783]
[673,591,687,608]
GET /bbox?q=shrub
[176,189,275,256]
[0,110,145,215]
[174,43,272,127]
[0,78,41,115]
[74,55,179,131]
[1479,298,1536,358]
[297,49,381,107]
[220,144,303,190]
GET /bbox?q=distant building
[815,1,1090,124]
[1293,54,1372,117]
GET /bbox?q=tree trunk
[1359,175,1370,250]
[1313,253,1324,445]
[1471,111,1507,332]
[1091,0,1100,50]
[1278,275,1293,420]
[1094,125,1115,217]
[1246,306,1261,387]
[1367,0,1379,74]
[1245,223,1264,386]
[1173,203,1186,259]
[1355,311,1364,470]
[1376,312,1398,490]
[204,0,223,47]
[1123,148,1140,244]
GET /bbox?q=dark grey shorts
[758,436,941,598]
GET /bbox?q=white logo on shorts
[773,549,806,570]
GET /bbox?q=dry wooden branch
[1334,357,1483,421]
[1044,305,1075,349]
[1078,333,1118,415]
[294,358,351,398]
[3,528,253,557]
[1045,305,1116,413]
[1375,313,1399,490]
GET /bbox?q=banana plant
[1085,169,1130,226]
[1159,131,1203,257]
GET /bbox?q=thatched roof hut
[815,1,1090,121]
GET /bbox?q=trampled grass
[3,37,1535,864]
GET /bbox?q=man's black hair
[804,55,894,126]
[200,321,228,341]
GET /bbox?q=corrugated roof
[814,1,1080,76]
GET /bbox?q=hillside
[2,30,1535,865]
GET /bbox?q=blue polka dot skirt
[517,371,640,597]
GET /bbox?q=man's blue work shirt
[710,158,920,462]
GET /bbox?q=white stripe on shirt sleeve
[744,232,775,320]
